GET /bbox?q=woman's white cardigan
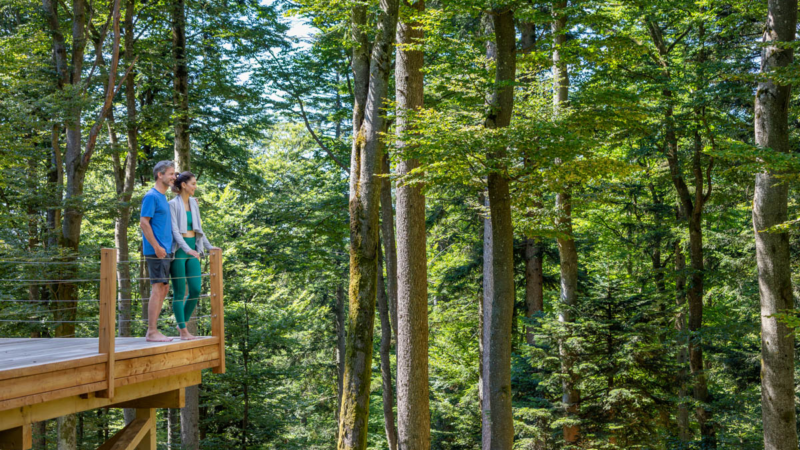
[169,196,214,257]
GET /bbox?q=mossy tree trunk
[337,0,399,448]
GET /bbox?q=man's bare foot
[146,331,174,342]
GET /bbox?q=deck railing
[93,247,224,400]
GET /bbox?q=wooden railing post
[209,248,225,374]
[98,248,117,399]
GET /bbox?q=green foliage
[1,0,798,448]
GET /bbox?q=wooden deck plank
[0,344,100,365]
[0,381,108,412]
[115,345,219,379]
[0,363,106,402]
[0,339,96,357]
[0,355,107,382]
[115,360,218,388]
[0,339,32,346]
[0,371,202,430]
[115,337,217,360]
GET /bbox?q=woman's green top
[186,211,193,231]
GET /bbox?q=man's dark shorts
[146,254,173,285]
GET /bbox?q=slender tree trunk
[481,193,493,448]
[335,279,346,438]
[117,0,139,425]
[395,3,430,448]
[33,421,46,450]
[172,0,190,171]
[171,0,199,443]
[378,245,398,450]
[482,9,516,450]
[241,301,250,450]
[380,152,399,338]
[524,236,543,346]
[117,0,137,339]
[674,230,690,443]
[687,203,711,445]
[338,1,399,448]
[645,17,715,445]
[754,2,798,449]
[168,409,181,449]
[552,1,580,443]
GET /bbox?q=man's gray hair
[153,160,175,180]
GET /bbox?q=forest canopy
[0,0,798,449]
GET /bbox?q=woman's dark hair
[171,171,195,194]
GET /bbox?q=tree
[337,0,399,448]
[551,1,580,442]
[482,7,516,450]
[173,0,199,441]
[394,1,430,449]
[643,12,716,446]
[753,1,798,449]
[173,0,190,172]
[42,0,123,445]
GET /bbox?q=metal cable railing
[0,249,223,343]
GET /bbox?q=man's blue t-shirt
[141,188,173,256]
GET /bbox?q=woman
[169,171,214,340]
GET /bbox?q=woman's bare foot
[146,331,174,342]
[177,327,198,340]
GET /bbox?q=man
[140,160,176,342]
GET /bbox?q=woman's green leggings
[171,237,202,329]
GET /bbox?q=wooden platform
[0,337,221,431]
[0,248,225,449]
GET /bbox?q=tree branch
[667,25,693,54]
[294,93,349,173]
[81,0,121,168]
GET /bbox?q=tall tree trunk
[172,0,190,171]
[335,279,346,439]
[674,234,690,443]
[45,0,121,446]
[378,245,398,450]
[33,421,46,450]
[482,9,516,450]
[524,236,543,346]
[57,415,77,450]
[753,1,798,449]
[480,194,491,442]
[117,0,137,340]
[552,1,580,443]
[480,17,495,450]
[645,17,715,446]
[380,152,399,338]
[337,0,399,448]
[171,0,199,443]
[168,409,181,449]
[395,2,430,448]
[116,0,139,424]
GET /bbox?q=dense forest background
[0,0,798,448]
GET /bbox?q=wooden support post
[0,425,31,450]
[134,408,156,450]
[98,248,117,399]
[209,248,225,374]
[96,410,153,450]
